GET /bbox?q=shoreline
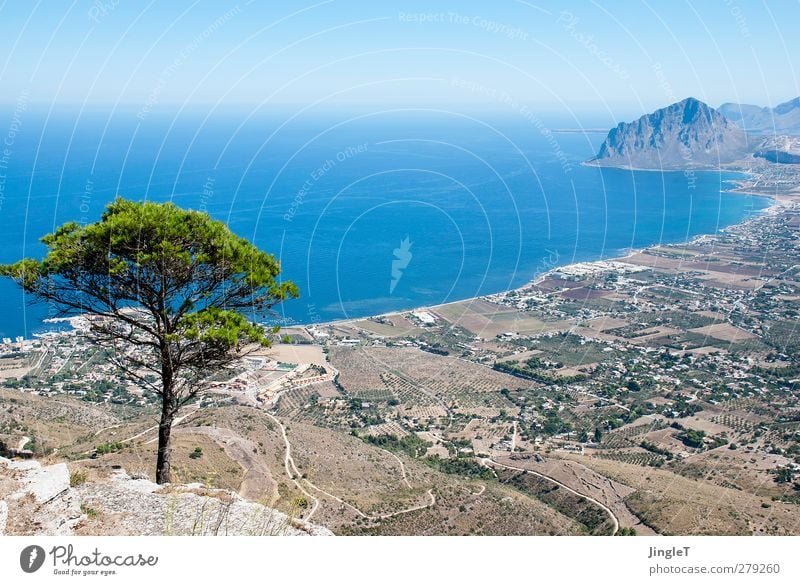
[581,159,747,173]
[580,155,766,174]
[293,182,785,332]
[16,166,788,340]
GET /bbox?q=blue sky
[1,0,798,119]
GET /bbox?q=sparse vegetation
[80,504,98,519]
[363,433,431,458]
[69,469,88,487]
[425,455,494,480]
[94,442,125,455]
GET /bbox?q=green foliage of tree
[542,412,571,436]
[625,379,641,392]
[0,198,298,483]
[364,433,431,458]
[425,455,494,480]
[95,442,125,455]
[640,440,674,460]
[493,358,586,385]
[677,429,706,449]
[774,466,796,484]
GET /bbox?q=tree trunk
[155,402,176,484]
[156,342,177,484]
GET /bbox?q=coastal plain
[2,157,800,536]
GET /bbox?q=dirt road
[184,426,279,503]
[484,458,619,535]
[265,412,436,524]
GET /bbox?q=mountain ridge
[587,97,751,170]
[719,97,800,135]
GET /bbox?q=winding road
[483,458,619,535]
[265,412,436,523]
[79,404,202,456]
[265,411,321,521]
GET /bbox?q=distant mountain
[718,97,800,135]
[587,98,750,169]
[754,135,800,164]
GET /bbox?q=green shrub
[94,441,125,455]
[69,469,88,487]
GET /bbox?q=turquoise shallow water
[0,109,769,337]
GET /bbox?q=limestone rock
[22,463,70,504]
[588,98,750,169]
[0,501,7,535]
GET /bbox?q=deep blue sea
[0,108,769,338]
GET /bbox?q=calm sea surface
[0,109,769,338]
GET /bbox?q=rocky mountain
[719,97,800,135]
[587,98,751,169]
